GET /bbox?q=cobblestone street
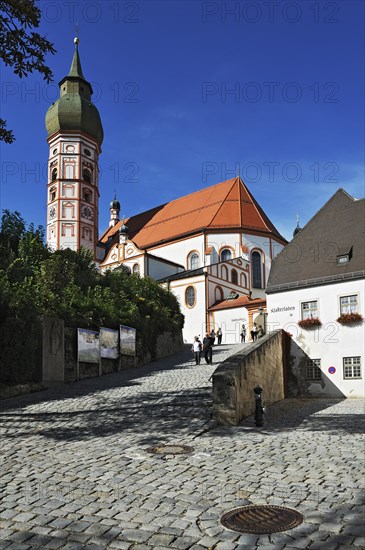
[1,344,364,549]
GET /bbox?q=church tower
[45,37,103,254]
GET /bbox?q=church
[45,39,287,343]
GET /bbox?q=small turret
[109,193,120,227]
[293,214,302,238]
[119,222,129,244]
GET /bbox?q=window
[83,168,92,183]
[337,248,352,265]
[185,286,196,307]
[221,265,228,281]
[340,295,358,315]
[306,359,322,380]
[252,251,262,288]
[301,301,318,320]
[231,269,238,285]
[82,227,92,241]
[49,186,56,202]
[240,273,247,287]
[220,248,232,262]
[65,164,75,179]
[133,264,140,275]
[343,357,361,379]
[188,252,199,270]
[51,168,57,181]
[84,149,91,157]
[83,189,92,203]
[215,286,223,302]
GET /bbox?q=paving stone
[122,529,154,543]
[0,352,364,550]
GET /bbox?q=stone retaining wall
[212,330,285,425]
[44,319,184,385]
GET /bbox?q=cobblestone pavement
[1,343,364,549]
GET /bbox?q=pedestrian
[203,333,213,364]
[217,327,222,345]
[191,336,202,365]
[210,329,216,345]
[240,324,246,343]
[251,323,258,341]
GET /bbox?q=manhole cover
[146,444,194,455]
[221,505,303,534]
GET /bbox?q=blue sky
[1,0,364,240]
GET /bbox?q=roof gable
[101,177,286,249]
[267,189,365,292]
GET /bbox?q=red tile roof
[100,177,286,249]
[208,295,265,312]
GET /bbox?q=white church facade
[45,40,287,343]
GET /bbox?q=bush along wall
[0,210,184,386]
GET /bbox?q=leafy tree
[0,0,56,142]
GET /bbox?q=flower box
[336,313,363,325]
[298,318,322,328]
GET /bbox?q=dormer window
[337,247,353,265]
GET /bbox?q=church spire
[68,37,85,80]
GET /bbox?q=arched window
[188,252,199,270]
[215,286,223,302]
[240,273,247,288]
[231,269,238,285]
[252,251,262,288]
[221,265,228,281]
[133,264,140,275]
[49,186,56,202]
[51,168,57,181]
[83,188,92,203]
[220,248,232,262]
[185,286,196,307]
[83,168,92,183]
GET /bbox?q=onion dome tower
[45,37,103,255]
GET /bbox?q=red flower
[298,318,322,328]
[336,313,363,325]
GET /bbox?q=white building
[266,189,365,398]
[45,40,287,343]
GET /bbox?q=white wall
[211,308,248,344]
[267,279,365,397]
[150,235,204,269]
[147,257,183,280]
[169,275,206,343]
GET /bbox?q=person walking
[203,333,213,364]
[191,336,202,365]
[251,323,258,341]
[240,324,246,343]
[217,327,222,345]
[210,329,216,345]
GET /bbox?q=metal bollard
[253,385,265,427]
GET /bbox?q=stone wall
[45,323,184,385]
[155,331,184,359]
[212,330,285,426]
[41,317,65,385]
